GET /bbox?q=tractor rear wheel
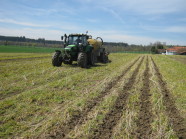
[77,52,87,68]
[52,52,62,67]
[101,52,108,63]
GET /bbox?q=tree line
[0,35,173,53]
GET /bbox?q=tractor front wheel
[52,51,62,67]
[89,51,96,66]
[77,52,87,68]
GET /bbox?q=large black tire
[52,52,62,67]
[88,51,96,66]
[77,52,87,68]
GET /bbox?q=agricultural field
[0,45,58,53]
[0,53,186,138]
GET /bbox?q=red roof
[167,46,186,53]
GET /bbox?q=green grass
[152,55,186,117]
[0,45,60,53]
[114,51,152,54]
[0,53,140,138]
[0,53,185,138]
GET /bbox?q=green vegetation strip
[0,45,59,53]
[151,57,186,138]
[152,55,186,116]
[149,58,177,138]
[113,51,152,54]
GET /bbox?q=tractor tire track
[135,57,153,138]
[89,56,144,139]
[151,57,186,139]
[45,56,142,138]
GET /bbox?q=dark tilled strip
[135,57,153,138]
[43,57,142,139]
[89,56,144,139]
[151,57,186,139]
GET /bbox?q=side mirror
[61,36,63,40]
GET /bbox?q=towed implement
[52,33,109,68]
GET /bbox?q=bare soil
[135,57,153,138]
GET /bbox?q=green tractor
[52,33,109,68]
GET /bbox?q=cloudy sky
[0,0,186,45]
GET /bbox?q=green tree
[157,44,164,49]
[151,46,158,53]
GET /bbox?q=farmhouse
[158,49,166,54]
[166,46,186,55]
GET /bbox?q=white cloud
[102,7,125,24]
[0,27,185,45]
[0,0,185,45]
[95,0,186,15]
[0,19,51,27]
[88,30,185,45]
[0,18,84,32]
[104,34,185,45]
[164,26,186,33]
[0,27,63,40]
[141,25,186,33]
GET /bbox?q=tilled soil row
[89,56,145,139]
[0,56,51,62]
[135,57,153,138]
[44,57,142,138]
[151,57,186,139]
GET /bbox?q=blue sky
[0,0,186,45]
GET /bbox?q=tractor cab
[62,34,90,47]
[68,35,86,46]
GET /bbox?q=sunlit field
[0,52,185,138]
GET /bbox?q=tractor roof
[69,34,88,36]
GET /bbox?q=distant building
[166,46,186,55]
[157,49,166,54]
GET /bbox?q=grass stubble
[0,53,185,139]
